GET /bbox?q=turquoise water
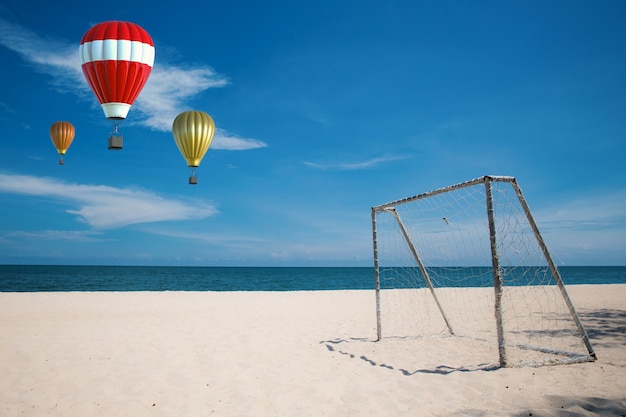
[0,265,625,292]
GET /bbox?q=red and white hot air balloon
[79,21,155,149]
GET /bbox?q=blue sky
[0,0,624,266]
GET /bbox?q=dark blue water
[0,266,374,292]
[0,265,624,292]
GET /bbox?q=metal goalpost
[372,175,595,368]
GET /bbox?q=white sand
[0,284,624,416]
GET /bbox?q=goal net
[372,175,596,368]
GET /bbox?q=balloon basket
[58,158,65,166]
[108,133,123,150]
[188,175,198,185]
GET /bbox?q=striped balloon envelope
[79,21,155,121]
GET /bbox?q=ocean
[0,265,625,292]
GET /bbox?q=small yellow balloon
[172,111,215,168]
[49,121,75,156]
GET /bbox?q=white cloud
[141,225,370,262]
[0,230,107,243]
[0,17,265,149]
[534,192,626,231]
[212,128,267,150]
[0,17,83,94]
[0,173,217,229]
[304,155,410,171]
[523,191,626,264]
[133,65,228,131]
[143,227,268,246]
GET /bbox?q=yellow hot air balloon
[49,121,75,165]
[172,111,215,184]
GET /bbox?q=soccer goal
[371,175,596,368]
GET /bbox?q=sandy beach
[1,284,624,416]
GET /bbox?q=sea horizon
[1,265,625,292]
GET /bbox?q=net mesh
[373,176,595,367]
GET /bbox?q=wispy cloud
[143,227,268,246]
[0,230,108,243]
[535,192,626,232]
[304,155,410,171]
[141,225,370,262]
[520,191,626,264]
[135,65,228,131]
[212,128,268,151]
[0,17,266,150]
[0,17,83,94]
[0,173,217,229]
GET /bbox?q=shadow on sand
[578,308,626,349]
[320,338,499,376]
